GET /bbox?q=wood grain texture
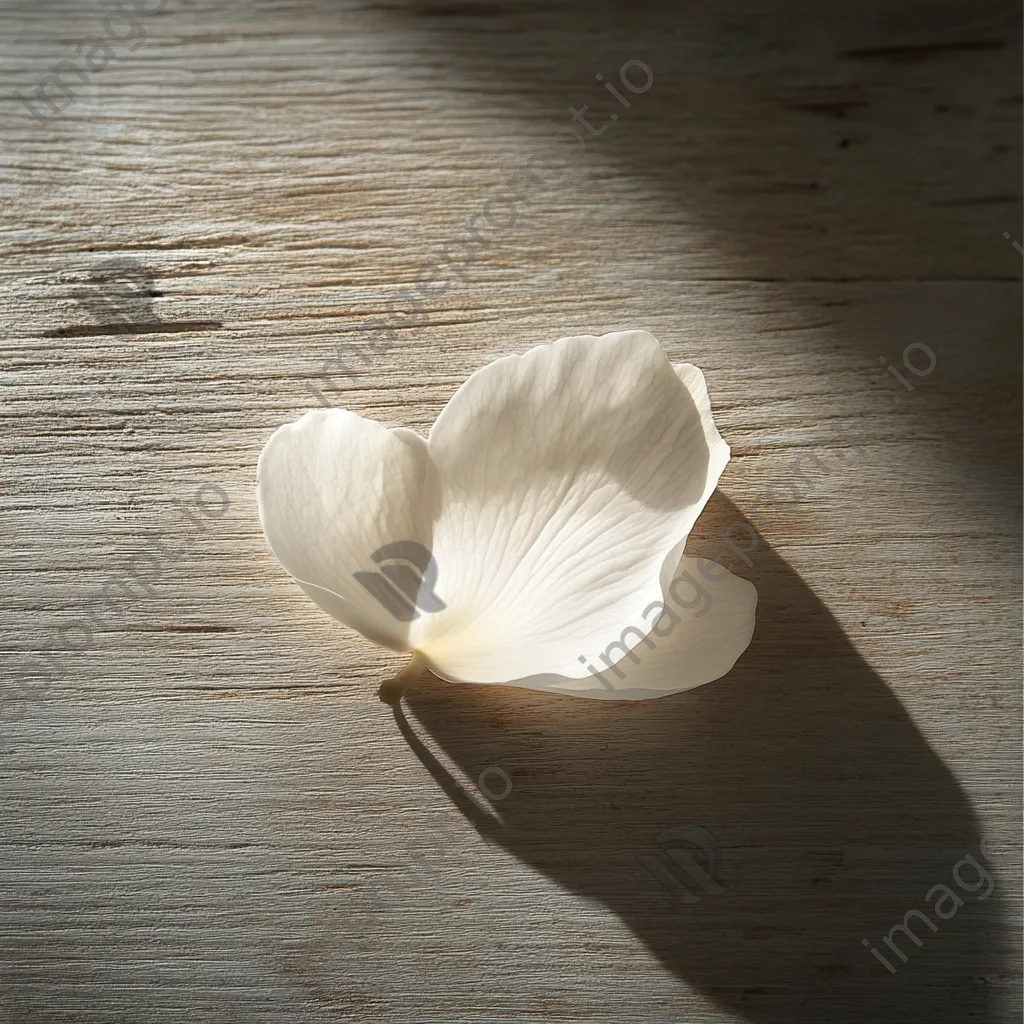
[1,1,1021,1022]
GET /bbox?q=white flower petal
[411,331,729,683]
[256,331,756,700]
[256,409,439,651]
[657,361,731,594]
[476,555,757,700]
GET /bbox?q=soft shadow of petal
[403,495,1001,1024]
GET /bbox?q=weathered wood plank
[1,1,1020,1022]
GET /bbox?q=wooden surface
[2,1,1021,1021]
